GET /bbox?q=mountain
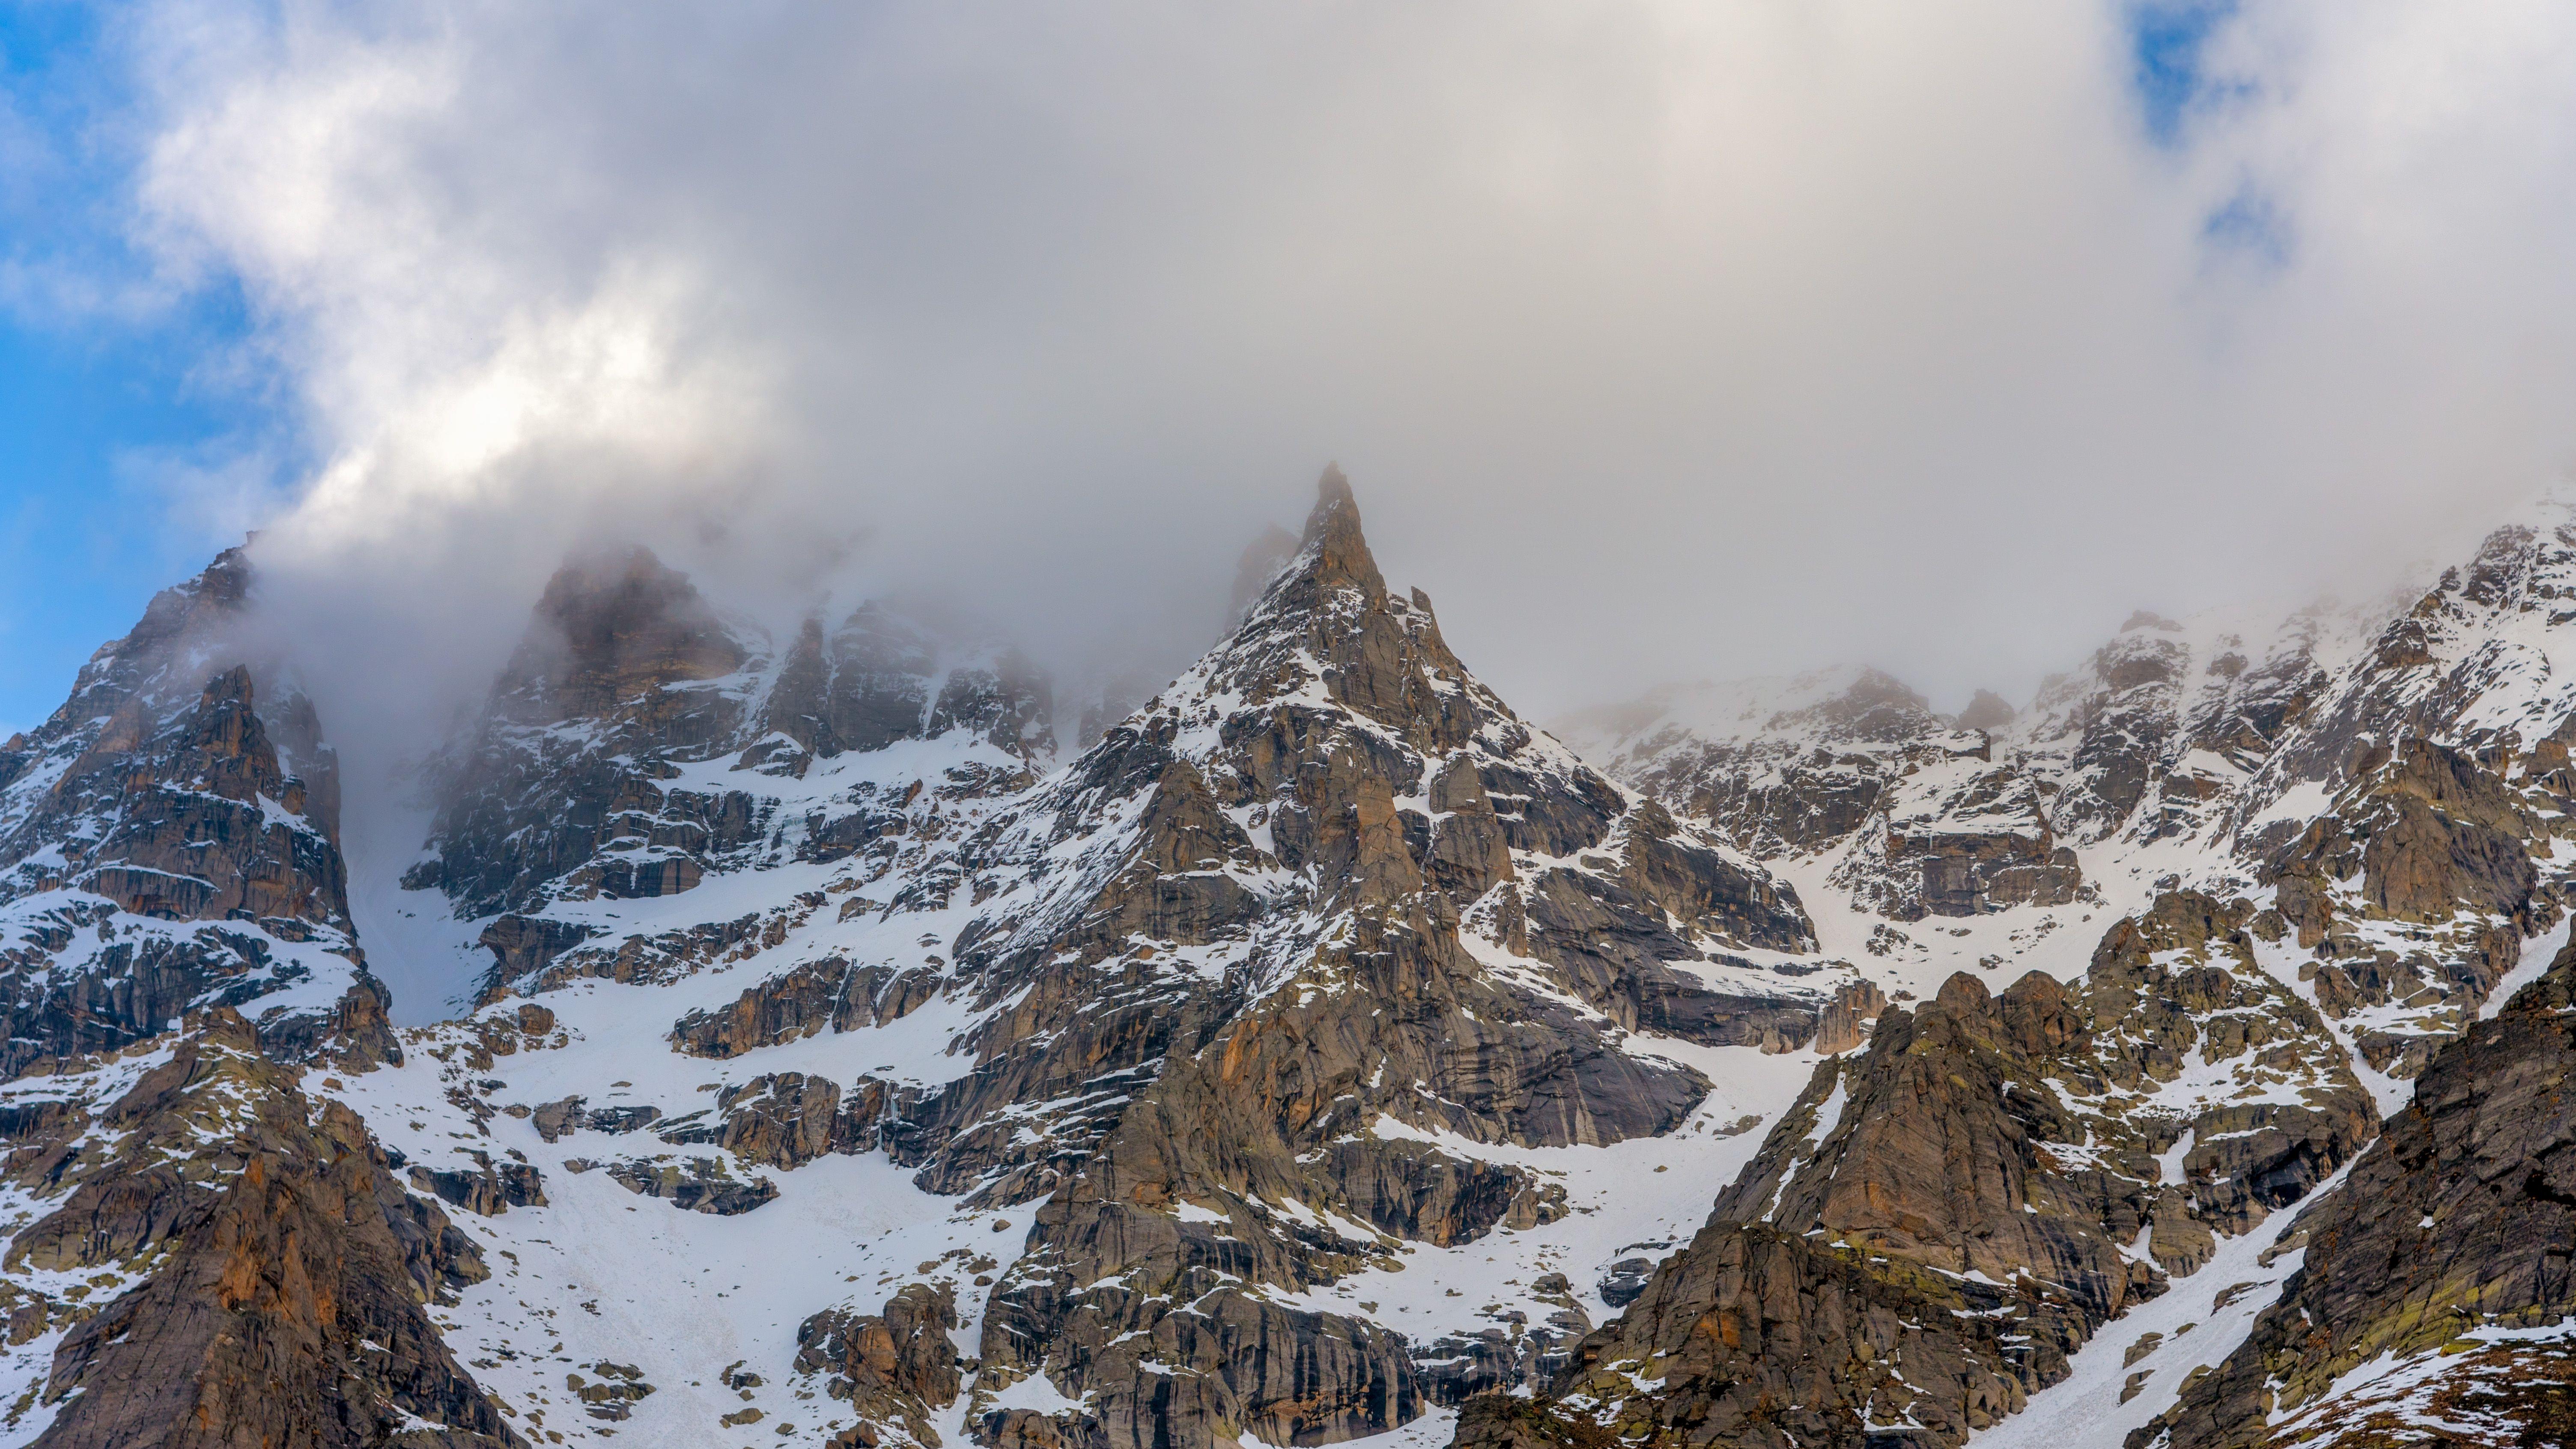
[931,468,1822,1446]
[4,477,2576,1447]
[1473,498,2576,1449]
[0,547,505,1448]
[397,545,1054,1002]
[98,469,1828,1449]
[0,543,394,1074]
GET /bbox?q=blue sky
[2130,0,2236,145]
[0,3,288,735]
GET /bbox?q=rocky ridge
[231,470,1837,1449]
[0,1008,511,1446]
[1494,497,2576,1449]
[0,545,395,1078]
[2126,927,2576,1447]
[9,482,2576,1448]
[1459,887,2377,1449]
[400,546,1053,1005]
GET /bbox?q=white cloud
[101,0,2576,739]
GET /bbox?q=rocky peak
[1553,667,1962,863]
[1973,599,2354,850]
[1277,461,1389,602]
[1562,662,2089,920]
[493,546,748,736]
[0,543,391,1080]
[1221,467,1490,752]
[1817,667,1939,738]
[694,467,1829,1449]
[1956,688,2017,732]
[756,598,1052,765]
[408,545,1060,996]
[35,545,255,740]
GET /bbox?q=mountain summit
[0,479,2573,1448]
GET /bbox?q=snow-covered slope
[15,482,2576,1449]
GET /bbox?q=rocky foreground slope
[2131,928,2576,1448]
[3,476,2576,1447]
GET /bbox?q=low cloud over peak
[38,0,2576,753]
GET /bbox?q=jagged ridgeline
[0,545,397,1073]
[5,476,2576,1448]
[0,548,501,1446]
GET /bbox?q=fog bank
[74,0,2576,764]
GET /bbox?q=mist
[88,0,2576,787]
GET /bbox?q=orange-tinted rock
[21,1014,514,1447]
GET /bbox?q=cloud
[87,0,2576,750]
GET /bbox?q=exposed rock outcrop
[4,1011,514,1448]
[798,1283,963,1447]
[1461,890,2374,1449]
[0,546,394,1080]
[671,955,940,1058]
[2135,934,2576,1449]
[1811,978,1886,1055]
[605,1155,778,1214]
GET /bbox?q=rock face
[795,1284,963,1446]
[1459,890,2375,1449]
[670,954,940,1058]
[920,471,1823,1448]
[0,545,394,1077]
[403,549,1054,998]
[1,1010,513,1449]
[2135,935,2576,1449]
[1476,507,2576,1449]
